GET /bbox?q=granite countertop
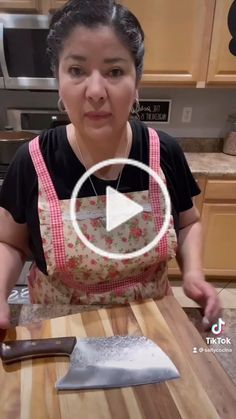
[185,152,236,178]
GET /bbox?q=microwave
[0,14,57,90]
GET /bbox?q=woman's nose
[85,71,107,103]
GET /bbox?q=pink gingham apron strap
[29,137,67,271]
[148,128,168,259]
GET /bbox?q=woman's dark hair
[47,0,144,83]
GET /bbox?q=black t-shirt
[0,119,200,274]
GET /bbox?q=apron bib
[28,128,177,304]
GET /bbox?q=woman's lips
[84,112,112,120]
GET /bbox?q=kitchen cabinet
[201,179,236,277]
[168,177,236,279]
[207,0,236,84]
[120,0,215,85]
[48,0,65,9]
[0,0,39,11]
[0,0,53,12]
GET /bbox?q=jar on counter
[223,118,236,156]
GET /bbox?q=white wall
[0,87,236,138]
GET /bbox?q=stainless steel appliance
[0,61,4,88]
[0,14,56,90]
[0,109,66,288]
[0,164,7,186]
[7,108,69,132]
[1,108,68,182]
[0,130,35,165]
[14,263,32,290]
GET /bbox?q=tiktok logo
[211,318,225,335]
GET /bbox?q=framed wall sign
[137,100,171,124]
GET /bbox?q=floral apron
[28,128,177,304]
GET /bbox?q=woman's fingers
[183,278,222,329]
[198,283,222,327]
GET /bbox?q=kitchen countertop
[1,152,235,186]
[185,152,236,178]
[1,153,235,189]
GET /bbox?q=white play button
[71,157,171,260]
[106,186,143,232]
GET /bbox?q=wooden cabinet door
[0,0,39,10]
[49,0,66,10]
[207,0,236,84]
[201,203,236,277]
[121,0,215,85]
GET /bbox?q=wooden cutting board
[0,296,235,419]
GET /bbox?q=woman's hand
[0,300,11,330]
[182,270,222,329]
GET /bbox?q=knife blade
[1,336,180,390]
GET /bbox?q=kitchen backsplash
[0,87,236,139]
[176,138,223,152]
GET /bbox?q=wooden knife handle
[0,336,77,364]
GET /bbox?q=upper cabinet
[0,1,39,11]
[121,0,215,86]
[49,1,65,9]
[0,1,60,13]
[207,0,236,84]
[0,1,67,13]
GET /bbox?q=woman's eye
[108,68,124,78]
[69,67,83,77]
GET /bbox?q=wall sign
[137,100,171,124]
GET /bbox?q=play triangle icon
[106,186,143,232]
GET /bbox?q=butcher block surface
[0,296,235,419]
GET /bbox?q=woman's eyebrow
[103,57,128,63]
[64,55,127,63]
[64,54,87,62]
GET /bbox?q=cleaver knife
[0,335,180,390]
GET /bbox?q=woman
[0,0,221,329]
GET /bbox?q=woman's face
[58,25,137,141]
